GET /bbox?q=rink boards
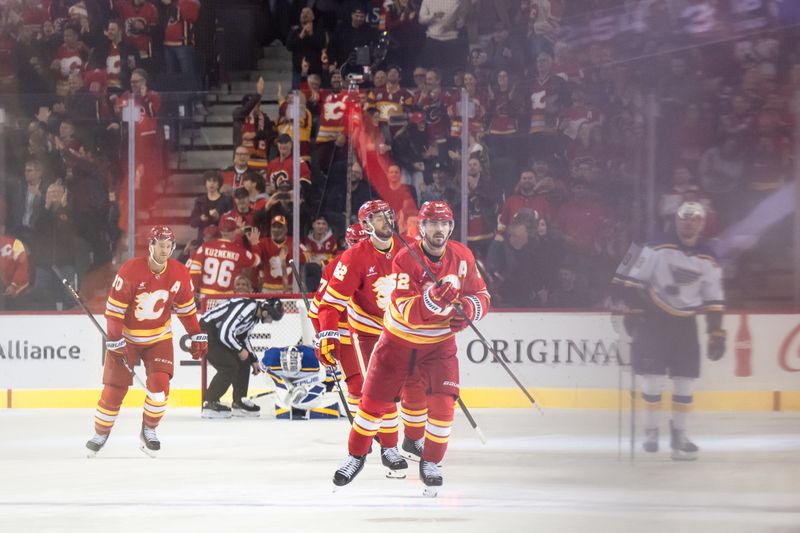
[0,311,798,409]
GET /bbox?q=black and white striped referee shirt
[200,298,260,352]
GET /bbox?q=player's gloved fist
[424,281,459,314]
[450,296,479,333]
[190,333,208,360]
[707,330,726,361]
[315,330,340,367]
[105,338,127,357]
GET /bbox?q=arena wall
[1,312,798,410]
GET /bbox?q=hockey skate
[85,433,109,458]
[670,420,698,461]
[380,446,408,479]
[419,460,443,498]
[232,398,260,417]
[332,454,367,490]
[643,427,659,453]
[201,400,232,419]
[139,423,160,458]
[401,436,424,462]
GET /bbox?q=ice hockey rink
[1,407,798,533]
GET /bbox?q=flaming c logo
[778,323,800,372]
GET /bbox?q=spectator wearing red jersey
[162,0,200,77]
[254,215,305,294]
[266,133,311,198]
[497,169,556,237]
[188,217,261,296]
[113,0,159,70]
[302,215,337,267]
[0,222,31,310]
[51,23,88,80]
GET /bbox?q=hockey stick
[391,228,542,413]
[288,259,354,424]
[54,268,164,402]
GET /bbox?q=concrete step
[180,126,233,148]
[165,172,207,195]
[169,149,231,171]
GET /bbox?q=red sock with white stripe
[94,385,127,435]
[142,372,170,429]
[422,394,454,464]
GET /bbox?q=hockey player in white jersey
[262,345,343,420]
[613,201,726,460]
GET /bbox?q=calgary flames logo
[134,290,169,321]
[373,275,395,310]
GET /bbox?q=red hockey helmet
[357,200,394,226]
[149,225,176,244]
[148,225,176,266]
[418,201,454,222]
[345,223,369,247]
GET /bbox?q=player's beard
[423,229,448,254]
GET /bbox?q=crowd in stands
[1,0,799,310]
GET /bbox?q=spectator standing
[232,77,275,161]
[418,0,467,79]
[497,169,552,236]
[266,133,312,199]
[221,187,257,230]
[98,18,139,98]
[114,0,160,72]
[241,171,268,212]
[384,0,424,83]
[463,156,498,260]
[161,0,200,76]
[10,159,49,244]
[419,160,458,205]
[286,7,326,89]
[189,170,232,241]
[327,5,379,74]
[255,215,305,294]
[302,215,337,267]
[188,217,260,296]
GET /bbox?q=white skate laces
[382,446,404,463]
[89,434,108,446]
[337,455,362,477]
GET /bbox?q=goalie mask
[358,200,394,243]
[148,225,176,269]
[280,346,303,374]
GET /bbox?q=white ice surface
[0,408,798,533]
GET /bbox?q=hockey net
[198,293,316,403]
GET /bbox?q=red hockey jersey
[104,257,200,345]
[307,254,351,345]
[114,0,159,59]
[163,0,200,46]
[265,155,311,192]
[0,235,30,296]
[302,231,337,265]
[254,236,305,292]
[317,236,399,337]
[188,238,260,295]
[385,240,490,346]
[318,90,357,142]
[115,90,161,137]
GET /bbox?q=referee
[200,298,284,418]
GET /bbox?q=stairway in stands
[147,43,292,249]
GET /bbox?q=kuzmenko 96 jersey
[188,237,260,295]
[385,240,490,346]
[316,237,400,337]
[105,257,201,345]
[612,235,725,316]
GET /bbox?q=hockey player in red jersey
[86,226,208,458]
[308,224,369,407]
[315,200,414,477]
[332,201,490,496]
[188,217,260,296]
